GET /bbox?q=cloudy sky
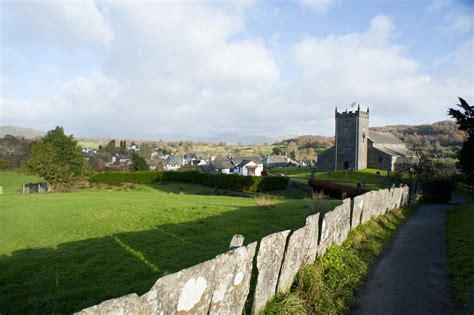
[1,0,473,139]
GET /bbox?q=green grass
[0,171,42,195]
[263,204,413,314]
[314,168,388,183]
[0,171,340,313]
[270,167,313,183]
[270,167,389,189]
[77,140,102,149]
[446,199,474,309]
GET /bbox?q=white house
[234,160,263,176]
[164,155,185,171]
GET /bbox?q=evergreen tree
[23,126,85,190]
[131,153,149,171]
[448,97,474,182]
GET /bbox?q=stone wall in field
[76,185,410,315]
[22,182,49,194]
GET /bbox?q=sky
[0,0,473,139]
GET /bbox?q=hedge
[88,171,289,192]
[308,179,369,199]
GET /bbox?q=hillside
[0,126,45,139]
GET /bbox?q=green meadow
[0,171,340,313]
[270,166,389,189]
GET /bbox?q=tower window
[342,147,349,154]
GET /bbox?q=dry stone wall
[252,230,290,314]
[76,185,410,315]
[318,198,351,256]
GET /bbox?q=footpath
[351,204,453,315]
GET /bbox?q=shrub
[88,171,289,192]
[308,179,368,199]
[254,195,276,209]
[88,171,162,185]
[251,176,289,192]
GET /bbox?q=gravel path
[351,204,453,315]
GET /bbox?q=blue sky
[1,0,473,139]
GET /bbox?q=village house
[164,155,185,171]
[234,160,263,176]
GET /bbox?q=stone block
[209,242,257,315]
[229,234,244,249]
[351,194,365,229]
[143,258,217,314]
[277,226,306,293]
[143,242,257,315]
[75,293,150,315]
[318,198,351,256]
[302,213,320,264]
[252,231,290,314]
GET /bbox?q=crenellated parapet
[335,104,369,118]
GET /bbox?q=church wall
[367,147,394,171]
[315,146,335,171]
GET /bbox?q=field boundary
[76,185,409,314]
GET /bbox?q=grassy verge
[446,199,474,310]
[263,204,414,314]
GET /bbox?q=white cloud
[4,0,113,47]
[289,14,472,126]
[298,0,338,14]
[1,2,472,139]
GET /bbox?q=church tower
[334,105,369,170]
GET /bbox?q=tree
[272,147,283,155]
[448,97,474,182]
[131,153,149,171]
[105,140,117,153]
[139,143,152,160]
[23,126,86,190]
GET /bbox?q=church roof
[372,145,411,157]
[368,131,405,145]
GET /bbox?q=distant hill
[370,120,465,147]
[0,126,45,139]
[276,135,335,151]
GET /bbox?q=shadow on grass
[0,200,308,314]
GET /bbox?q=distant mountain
[0,126,45,139]
[145,132,278,144]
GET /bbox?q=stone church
[316,106,413,172]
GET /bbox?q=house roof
[263,155,288,164]
[232,156,262,165]
[236,160,256,168]
[210,159,234,169]
[166,155,184,165]
[368,131,405,145]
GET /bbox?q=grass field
[446,199,474,311]
[0,171,339,313]
[269,167,388,189]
